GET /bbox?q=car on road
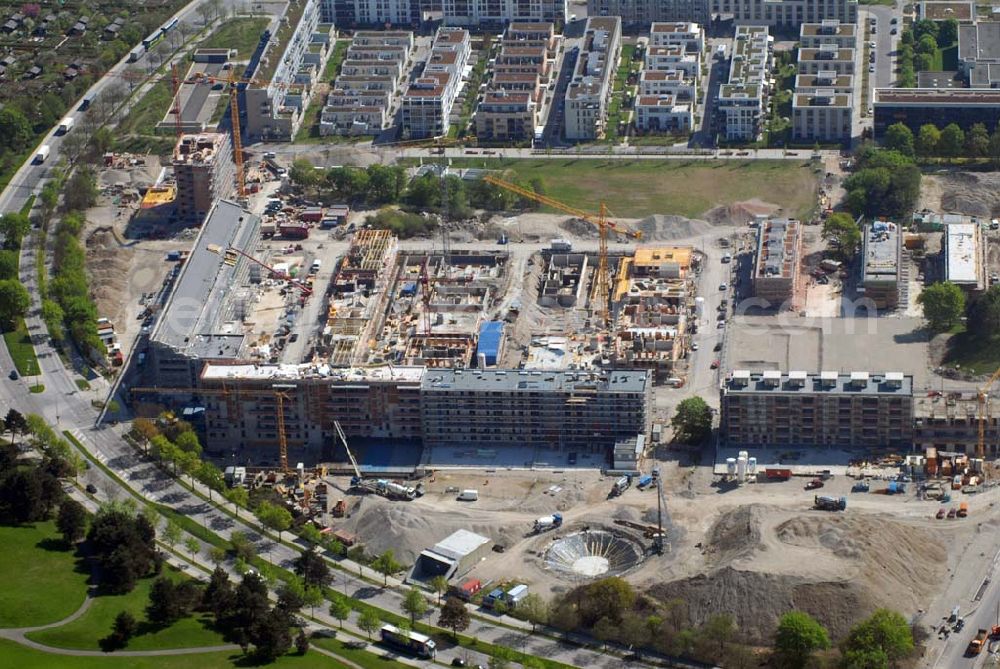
[890,17,898,23]
[869,40,876,48]
[719,283,728,291]
[890,27,897,34]
[717,321,725,329]
[805,479,824,490]
[871,25,876,33]
[947,507,957,519]
[691,342,699,351]
[8,370,17,380]
[710,360,720,369]
[869,64,876,72]
[86,483,98,494]
[936,508,947,519]
[452,659,467,667]
[714,341,723,351]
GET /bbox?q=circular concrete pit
[543,529,645,579]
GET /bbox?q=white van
[310,259,321,274]
[457,489,479,501]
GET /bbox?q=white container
[726,458,737,476]
[748,457,757,476]
[457,489,479,501]
[694,296,705,318]
[737,456,748,481]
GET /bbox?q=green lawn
[0,639,350,669]
[941,44,958,70]
[432,158,818,219]
[28,567,224,651]
[3,318,40,376]
[119,80,173,138]
[311,637,407,668]
[295,40,351,142]
[75,378,91,391]
[199,18,269,60]
[943,332,1000,376]
[0,521,90,628]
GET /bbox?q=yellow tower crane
[481,175,642,327]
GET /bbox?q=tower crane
[130,385,295,473]
[977,366,1000,460]
[481,175,642,327]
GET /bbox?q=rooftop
[754,219,799,279]
[799,46,855,61]
[800,21,856,37]
[795,73,854,88]
[725,370,913,396]
[430,529,491,560]
[201,362,426,383]
[861,221,900,282]
[794,90,851,107]
[874,87,1000,104]
[421,368,650,394]
[959,22,1000,62]
[945,222,980,284]
[921,0,973,20]
[173,133,228,164]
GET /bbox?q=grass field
[119,80,173,138]
[199,18,269,60]
[441,158,818,219]
[3,318,40,376]
[311,637,406,668]
[943,332,1000,376]
[27,567,225,651]
[0,521,90,628]
[295,40,351,142]
[0,640,351,669]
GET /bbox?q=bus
[142,30,164,50]
[379,625,436,659]
[161,17,179,34]
[128,46,144,62]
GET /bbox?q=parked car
[8,370,17,380]
[714,342,723,351]
[805,479,824,490]
[719,282,728,291]
[936,508,947,519]
[691,342,699,351]
[710,360,720,369]
[890,27,897,35]
[947,507,957,519]
[85,483,98,494]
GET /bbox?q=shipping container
[765,468,792,480]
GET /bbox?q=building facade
[710,0,857,28]
[799,19,857,48]
[797,45,856,75]
[873,89,1000,138]
[720,370,914,449]
[441,0,567,25]
[172,133,235,225]
[564,17,621,140]
[634,94,693,131]
[791,89,852,141]
[716,25,770,142]
[401,27,471,138]
[587,0,710,28]
[475,90,537,139]
[752,218,800,307]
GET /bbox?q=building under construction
[172,133,235,225]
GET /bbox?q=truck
[34,145,51,163]
[533,513,562,533]
[610,475,631,497]
[57,117,75,134]
[851,481,870,493]
[814,495,847,511]
[765,468,792,481]
[380,624,436,659]
[78,91,97,112]
[967,628,988,656]
[958,501,969,518]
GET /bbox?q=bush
[365,208,437,239]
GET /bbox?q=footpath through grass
[0,521,90,627]
[429,157,818,219]
[27,567,225,651]
[199,18,269,59]
[0,639,350,669]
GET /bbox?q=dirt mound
[651,507,946,642]
[704,199,780,226]
[935,172,1000,218]
[85,228,134,324]
[634,215,714,241]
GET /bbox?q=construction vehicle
[333,421,363,488]
[967,628,988,656]
[350,478,416,500]
[610,475,631,497]
[482,175,642,327]
[814,495,847,511]
[851,481,870,493]
[533,513,563,533]
[332,500,347,517]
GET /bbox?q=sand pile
[649,506,946,642]
[932,172,1000,218]
[85,228,134,323]
[634,215,714,241]
[704,199,780,226]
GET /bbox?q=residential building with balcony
[440,0,567,25]
[172,133,235,225]
[587,0,710,28]
[564,17,621,140]
[715,25,770,141]
[634,93,693,131]
[791,88,853,141]
[475,89,536,140]
[859,220,901,309]
[400,27,471,138]
[799,19,857,48]
[797,44,856,74]
[649,21,704,52]
[752,218,800,307]
[709,0,857,28]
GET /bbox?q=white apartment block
[645,44,699,77]
[401,27,471,139]
[640,69,696,100]
[710,0,857,27]
[587,0,710,27]
[799,19,857,49]
[792,88,852,141]
[715,25,770,142]
[649,21,704,52]
[564,16,621,140]
[797,44,856,75]
[322,0,417,25]
[244,0,332,141]
[441,0,567,25]
[634,93,693,132]
[794,71,853,94]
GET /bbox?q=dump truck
[967,628,988,656]
[765,468,792,481]
[958,501,969,518]
[533,513,563,533]
[814,495,847,511]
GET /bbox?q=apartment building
[172,133,235,226]
[799,19,857,48]
[791,88,853,141]
[646,45,699,77]
[752,218,800,307]
[944,220,986,291]
[244,0,333,141]
[710,0,857,28]
[649,21,704,52]
[505,21,558,53]
[640,69,696,99]
[401,27,470,139]
[496,44,554,81]
[420,369,651,451]
[797,44,856,75]
[320,93,389,135]
[440,0,567,25]
[873,89,1000,137]
[716,25,770,142]
[794,71,853,93]
[634,93,693,131]
[958,21,1000,87]
[475,89,537,139]
[587,0,710,28]
[720,370,914,449]
[564,17,621,140]
[859,220,901,309]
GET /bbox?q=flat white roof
[431,529,491,561]
[885,371,904,381]
[732,369,751,379]
[850,371,869,381]
[762,370,782,379]
[788,370,808,379]
[201,363,426,383]
[946,223,979,284]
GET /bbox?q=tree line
[883,121,1000,163]
[841,145,921,221]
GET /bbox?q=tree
[295,628,310,655]
[439,597,471,639]
[883,123,914,157]
[163,519,181,549]
[147,577,193,625]
[773,611,830,669]
[430,575,449,604]
[257,501,292,542]
[277,576,306,614]
[821,212,861,261]
[966,123,990,158]
[592,616,616,651]
[226,486,249,517]
[990,126,1000,167]
[967,285,1000,337]
[365,164,407,203]
[64,167,99,212]
[174,430,202,455]
[939,17,958,46]
[918,281,965,332]
[209,545,227,566]
[517,593,549,632]
[184,536,200,561]
[250,608,292,662]
[939,123,965,159]
[303,585,323,617]
[0,250,18,280]
[202,566,235,620]
[0,107,32,153]
[294,547,331,588]
[113,610,137,642]
[195,461,225,500]
[289,158,322,189]
[916,124,940,157]
[299,522,323,546]
[913,18,939,44]
[840,609,914,665]
[402,587,429,624]
[329,594,352,628]
[4,409,26,443]
[230,530,256,562]
[0,280,30,328]
[87,502,157,594]
[358,608,382,640]
[671,396,712,445]
[56,499,88,544]
[371,550,402,586]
